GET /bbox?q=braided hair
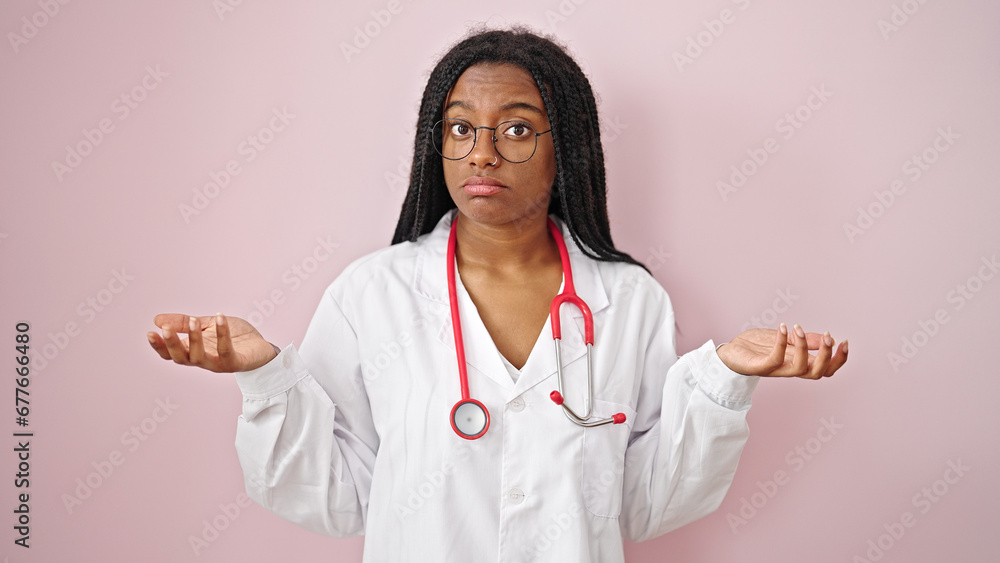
[391,26,645,270]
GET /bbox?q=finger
[822,339,849,377]
[783,330,827,350]
[215,313,235,369]
[161,326,191,365]
[762,323,789,374]
[154,313,199,333]
[804,332,834,380]
[188,316,205,365]
[146,331,172,360]
[803,332,828,349]
[789,324,809,374]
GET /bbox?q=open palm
[717,324,848,380]
[146,313,277,373]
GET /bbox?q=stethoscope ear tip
[612,413,626,425]
[550,391,564,405]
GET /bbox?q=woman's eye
[503,123,532,138]
[450,123,472,136]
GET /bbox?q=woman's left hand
[716,323,848,379]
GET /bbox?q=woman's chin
[452,192,552,229]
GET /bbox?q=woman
[147,28,847,562]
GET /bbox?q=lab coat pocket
[581,399,637,518]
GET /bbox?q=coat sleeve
[620,286,759,542]
[232,285,378,537]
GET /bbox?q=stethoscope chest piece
[450,398,490,440]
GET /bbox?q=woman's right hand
[146,313,278,373]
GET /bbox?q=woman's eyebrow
[443,100,545,116]
[500,101,545,116]
[444,100,472,113]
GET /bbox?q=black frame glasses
[431,118,553,164]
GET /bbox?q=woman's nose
[466,132,500,167]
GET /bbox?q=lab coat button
[507,488,525,504]
[509,398,525,412]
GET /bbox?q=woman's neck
[454,213,559,273]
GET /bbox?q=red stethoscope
[447,216,627,439]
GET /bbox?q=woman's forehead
[444,63,545,113]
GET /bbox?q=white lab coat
[233,210,759,562]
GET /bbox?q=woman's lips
[464,184,505,196]
[462,176,506,196]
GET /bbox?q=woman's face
[440,63,557,228]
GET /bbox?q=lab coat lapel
[512,218,610,397]
[452,275,513,391]
[413,211,514,393]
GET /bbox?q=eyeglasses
[432,118,552,164]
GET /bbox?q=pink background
[2,0,997,561]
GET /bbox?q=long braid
[393,61,466,242]
[391,26,647,272]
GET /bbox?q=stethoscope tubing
[447,219,490,440]
[447,215,625,439]
[446,219,470,402]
